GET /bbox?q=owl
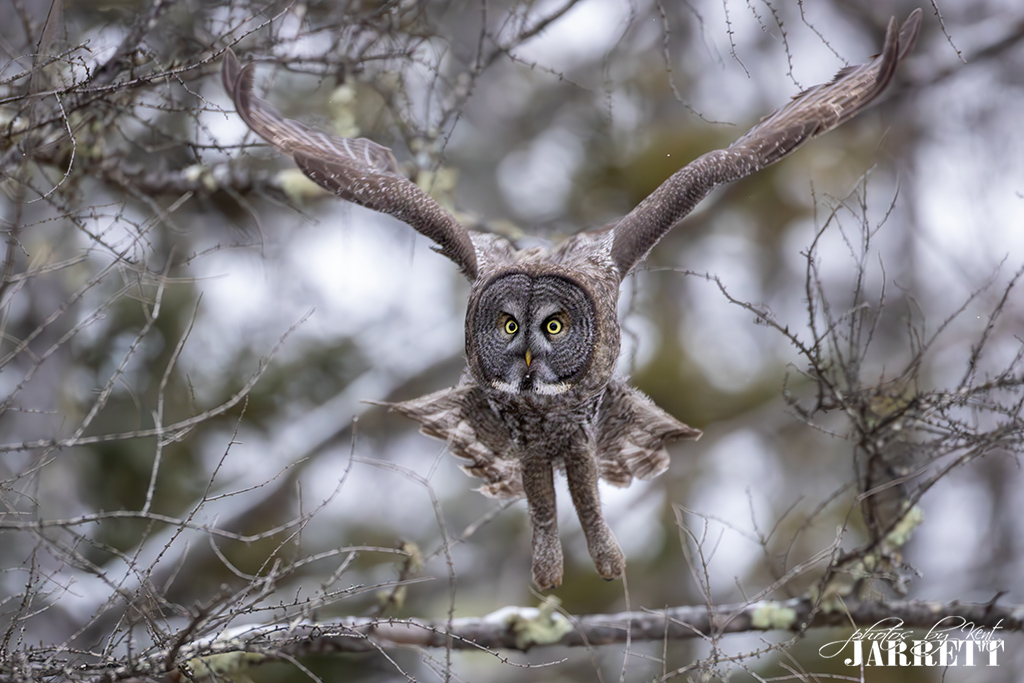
[222,10,920,589]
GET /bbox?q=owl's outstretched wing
[596,381,701,487]
[384,384,526,500]
[221,49,479,280]
[608,9,921,278]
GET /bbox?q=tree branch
[333,596,1023,650]
[65,596,1019,681]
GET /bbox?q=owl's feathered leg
[521,453,563,589]
[564,449,625,580]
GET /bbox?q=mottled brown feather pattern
[385,378,699,498]
[384,381,526,500]
[596,382,702,486]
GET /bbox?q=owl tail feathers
[378,386,526,501]
[597,383,701,488]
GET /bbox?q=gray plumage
[222,9,920,589]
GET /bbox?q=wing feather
[596,381,702,488]
[608,9,922,278]
[221,49,479,280]
[384,384,525,501]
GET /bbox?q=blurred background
[1,0,1022,680]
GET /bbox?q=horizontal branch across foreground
[278,598,1024,651]
[96,596,1022,680]
[364,596,1023,651]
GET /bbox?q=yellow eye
[504,319,518,335]
[545,318,564,335]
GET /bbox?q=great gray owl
[222,10,920,589]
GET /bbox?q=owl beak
[524,349,532,367]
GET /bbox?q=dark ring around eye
[504,318,518,335]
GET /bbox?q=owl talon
[533,573,563,591]
[531,529,565,589]
[532,557,565,589]
[592,544,626,581]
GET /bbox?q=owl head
[463,236,622,409]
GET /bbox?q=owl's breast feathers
[384,378,701,500]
